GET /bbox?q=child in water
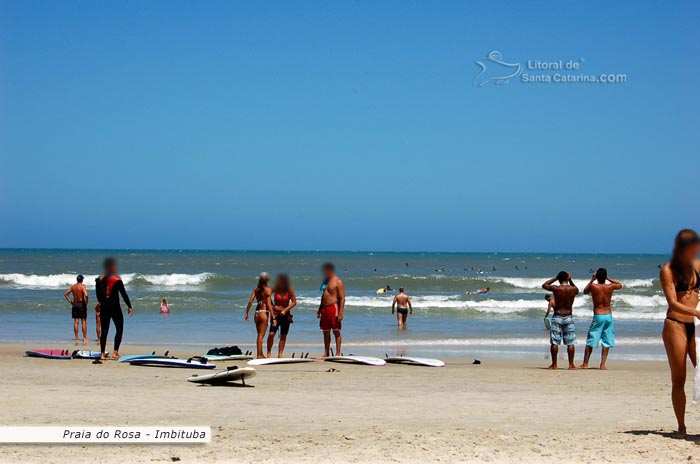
[160,298,170,316]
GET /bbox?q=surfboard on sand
[72,350,108,359]
[385,356,445,367]
[118,352,171,363]
[26,349,72,360]
[324,356,387,366]
[247,358,315,366]
[129,358,216,369]
[188,367,256,385]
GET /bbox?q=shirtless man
[391,287,413,328]
[542,272,580,370]
[317,262,345,358]
[580,268,622,370]
[64,275,89,345]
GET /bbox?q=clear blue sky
[0,1,698,253]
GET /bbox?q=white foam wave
[613,294,667,308]
[297,294,666,320]
[0,272,213,288]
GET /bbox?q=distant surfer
[317,262,345,358]
[268,274,297,358]
[542,272,579,370]
[244,272,273,359]
[467,287,490,295]
[391,287,413,328]
[64,274,89,345]
[95,258,133,361]
[580,269,622,370]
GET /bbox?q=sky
[0,1,698,253]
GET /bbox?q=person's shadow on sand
[624,429,700,443]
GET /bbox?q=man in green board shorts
[580,268,623,370]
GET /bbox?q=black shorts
[397,308,408,316]
[72,303,87,319]
[270,313,292,336]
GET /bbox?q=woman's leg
[663,319,691,437]
[254,313,268,358]
[267,327,276,358]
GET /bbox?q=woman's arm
[244,289,255,321]
[660,265,700,318]
[282,288,297,315]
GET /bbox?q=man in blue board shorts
[580,268,622,370]
[542,272,580,370]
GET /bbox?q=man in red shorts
[317,262,345,358]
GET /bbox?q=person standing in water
[244,272,273,359]
[64,274,89,345]
[267,274,297,358]
[542,271,579,370]
[95,258,133,361]
[661,229,700,439]
[391,287,413,328]
[580,268,622,370]
[317,262,345,358]
[160,298,170,316]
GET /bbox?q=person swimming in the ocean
[468,287,490,295]
[391,287,413,328]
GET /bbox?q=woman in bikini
[661,229,700,438]
[267,273,297,358]
[245,272,273,358]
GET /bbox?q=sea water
[0,249,668,360]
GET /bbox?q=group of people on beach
[540,229,700,439]
[63,258,133,361]
[244,262,346,359]
[60,229,700,439]
[542,268,622,370]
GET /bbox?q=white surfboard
[188,367,256,385]
[324,356,387,366]
[385,356,445,367]
[118,354,164,363]
[247,357,316,366]
[72,350,108,359]
[200,354,254,362]
[129,358,216,369]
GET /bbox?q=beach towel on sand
[694,318,700,405]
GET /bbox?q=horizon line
[0,247,668,256]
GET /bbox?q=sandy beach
[0,343,697,463]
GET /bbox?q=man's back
[70,283,87,303]
[551,285,578,315]
[394,293,410,307]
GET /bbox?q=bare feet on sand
[83,338,88,345]
[672,427,687,439]
[546,364,557,370]
[111,352,120,360]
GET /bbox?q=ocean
[0,249,669,360]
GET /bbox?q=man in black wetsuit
[95,257,133,361]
